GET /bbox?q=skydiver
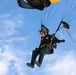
[27,24,65,68]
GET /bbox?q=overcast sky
[0,0,76,75]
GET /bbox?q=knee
[32,50,36,54]
[40,50,45,55]
[32,49,38,54]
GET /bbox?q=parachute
[17,0,76,42]
[17,0,60,10]
[17,0,76,29]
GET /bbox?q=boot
[27,63,34,68]
[35,61,41,67]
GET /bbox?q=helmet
[38,24,49,34]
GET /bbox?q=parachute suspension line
[66,10,76,23]
[62,2,69,20]
[63,0,76,21]
[36,2,48,47]
[45,4,56,24]
[62,0,68,20]
[39,0,49,25]
[40,0,50,26]
[68,16,76,23]
[67,12,76,23]
[53,21,63,35]
[65,3,76,23]
[32,10,41,23]
[65,5,76,22]
[42,9,47,25]
[25,10,40,25]
[47,3,62,25]
[60,0,68,20]
[67,1,76,23]
[66,30,76,44]
[62,28,65,40]
[41,0,50,26]
[63,0,73,19]
[43,6,49,25]
[35,35,40,48]
[41,11,43,24]
[68,6,76,22]
[44,4,56,25]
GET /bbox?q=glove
[61,39,65,42]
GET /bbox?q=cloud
[0,44,27,75]
[0,13,28,75]
[43,51,76,75]
[0,61,8,75]
[0,14,24,38]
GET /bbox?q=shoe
[27,63,34,68]
[35,61,41,67]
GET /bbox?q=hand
[61,39,65,42]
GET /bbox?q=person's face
[40,32,46,37]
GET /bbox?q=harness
[39,35,57,49]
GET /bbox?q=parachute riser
[51,21,69,41]
[52,21,63,37]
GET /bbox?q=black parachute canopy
[17,0,60,10]
[26,0,51,10]
[17,0,51,10]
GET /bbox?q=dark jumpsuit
[30,34,61,66]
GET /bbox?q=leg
[27,48,40,68]
[38,49,45,66]
[36,47,50,67]
[31,48,40,65]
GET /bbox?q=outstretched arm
[53,36,65,43]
